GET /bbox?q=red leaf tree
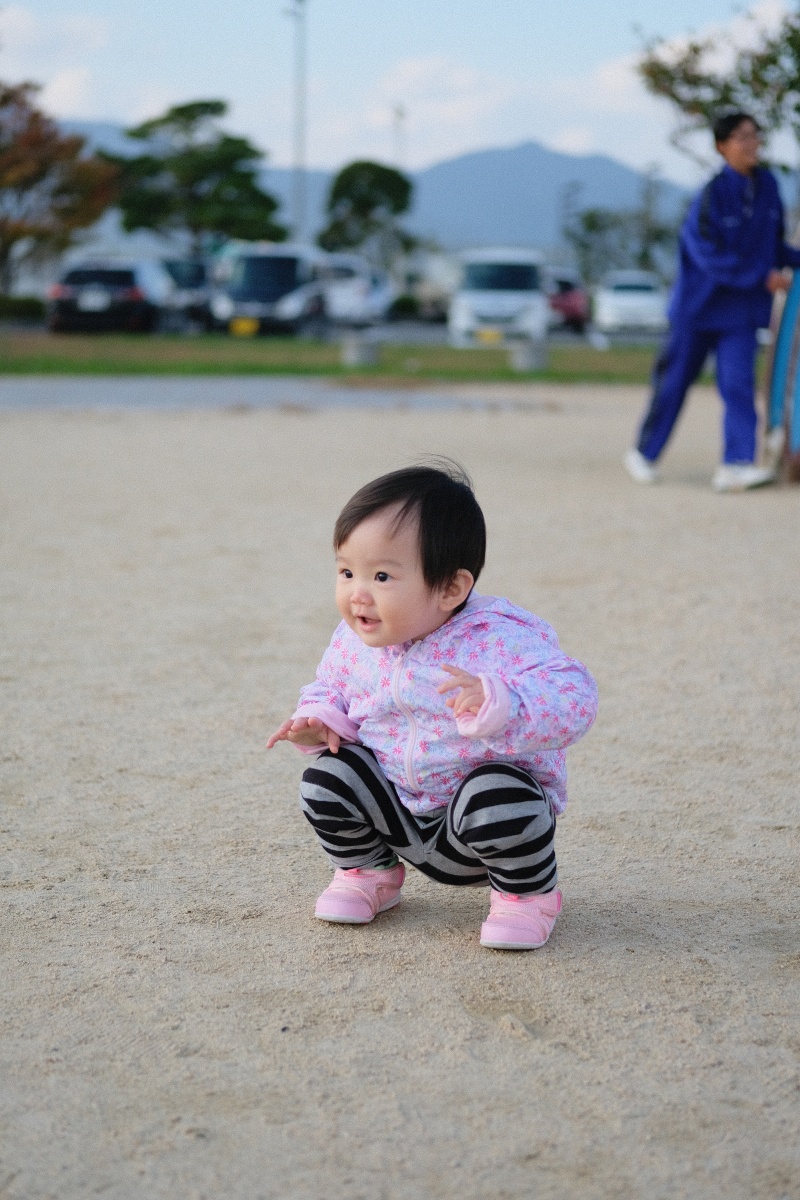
[0,82,118,293]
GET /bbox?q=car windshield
[463,263,539,291]
[164,260,206,288]
[227,256,300,301]
[63,269,135,287]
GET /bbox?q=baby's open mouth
[356,615,380,629]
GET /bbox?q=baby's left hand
[438,664,485,717]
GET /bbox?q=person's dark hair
[333,460,486,594]
[713,111,759,144]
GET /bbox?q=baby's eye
[339,568,353,579]
[375,571,390,583]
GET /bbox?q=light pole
[286,0,308,243]
[392,103,406,171]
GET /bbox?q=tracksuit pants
[636,324,758,464]
[300,745,557,895]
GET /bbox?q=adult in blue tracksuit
[626,111,800,491]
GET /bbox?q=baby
[268,463,597,950]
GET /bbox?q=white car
[209,243,329,335]
[593,270,668,333]
[448,248,549,347]
[323,254,396,325]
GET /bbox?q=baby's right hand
[266,716,341,753]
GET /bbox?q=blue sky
[0,1,788,183]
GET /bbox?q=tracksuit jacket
[670,163,800,331]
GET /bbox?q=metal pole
[392,104,406,171]
[290,0,307,242]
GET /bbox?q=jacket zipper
[391,649,419,790]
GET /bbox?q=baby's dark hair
[333,460,486,591]
[713,110,759,144]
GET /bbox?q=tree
[0,82,118,293]
[627,168,679,272]
[107,100,286,253]
[318,160,415,264]
[638,10,800,167]
[561,171,677,284]
[562,194,630,285]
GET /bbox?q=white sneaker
[624,448,659,484]
[712,463,775,492]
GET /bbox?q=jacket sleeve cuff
[291,703,361,754]
[455,674,512,739]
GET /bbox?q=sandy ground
[1,379,799,1200]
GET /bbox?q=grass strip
[0,331,694,385]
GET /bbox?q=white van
[209,243,329,335]
[448,248,548,347]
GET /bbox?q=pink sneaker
[314,864,405,924]
[480,889,562,950]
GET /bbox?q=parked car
[324,254,396,325]
[593,270,668,333]
[46,260,174,333]
[208,244,329,335]
[543,267,590,333]
[448,248,549,347]
[162,259,212,331]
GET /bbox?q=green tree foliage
[629,170,679,271]
[107,100,286,252]
[639,10,800,165]
[318,160,415,264]
[562,199,630,285]
[0,81,118,293]
[561,171,677,284]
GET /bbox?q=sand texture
[1,381,799,1200]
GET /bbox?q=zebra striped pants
[300,745,557,895]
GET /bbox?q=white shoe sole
[315,894,402,923]
[479,936,548,950]
[712,472,775,492]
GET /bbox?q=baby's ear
[440,569,474,611]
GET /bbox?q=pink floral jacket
[293,593,598,815]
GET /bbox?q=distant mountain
[410,141,689,250]
[263,143,690,252]
[64,120,689,253]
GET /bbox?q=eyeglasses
[727,127,762,144]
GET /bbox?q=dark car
[544,268,591,334]
[46,261,173,333]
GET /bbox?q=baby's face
[335,506,454,648]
